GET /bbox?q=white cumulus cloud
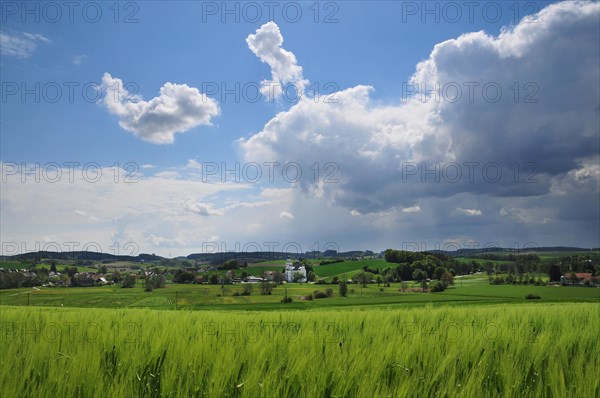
[246,21,308,98]
[100,73,220,144]
[240,1,599,217]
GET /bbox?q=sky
[1,1,599,257]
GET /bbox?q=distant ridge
[0,247,596,262]
[0,251,163,262]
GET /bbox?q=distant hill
[0,251,163,263]
[428,246,595,257]
[0,247,594,264]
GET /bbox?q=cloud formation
[0,31,50,58]
[182,198,224,216]
[100,73,220,144]
[240,3,600,217]
[246,21,308,98]
[454,208,482,217]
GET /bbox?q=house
[560,273,595,286]
[263,271,281,282]
[285,259,307,283]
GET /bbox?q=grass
[313,258,390,278]
[1,279,598,311]
[1,303,598,397]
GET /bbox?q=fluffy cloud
[240,2,599,217]
[246,21,308,98]
[100,73,220,144]
[0,31,50,58]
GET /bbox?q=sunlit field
[1,303,598,397]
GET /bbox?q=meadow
[1,303,598,397]
[2,260,598,397]
[2,278,599,311]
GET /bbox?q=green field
[312,259,390,278]
[1,279,598,311]
[2,275,598,397]
[1,303,598,397]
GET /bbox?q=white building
[285,259,307,283]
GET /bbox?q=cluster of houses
[233,259,308,284]
[560,272,600,286]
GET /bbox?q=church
[284,258,307,283]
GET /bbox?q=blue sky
[1,1,599,257]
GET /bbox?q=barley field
[1,303,598,397]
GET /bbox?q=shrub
[280,296,293,303]
[525,294,541,300]
[121,274,136,288]
[430,281,447,292]
[313,291,328,299]
[301,295,313,301]
[241,284,252,296]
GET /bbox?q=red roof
[564,273,593,279]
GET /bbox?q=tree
[339,281,348,297]
[384,274,394,287]
[433,267,447,280]
[307,271,316,282]
[441,272,454,287]
[112,270,122,283]
[121,274,136,288]
[260,281,274,295]
[293,272,305,283]
[273,271,283,285]
[242,284,252,296]
[430,281,447,292]
[173,270,195,284]
[144,277,154,292]
[548,264,562,282]
[359,271,368,287]
[412,268,426,281]
[420,279,429,292]
[50,261,57,273]
[331,276,339,284]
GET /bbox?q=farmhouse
[560,273,598,286]
[284,259,307,283]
